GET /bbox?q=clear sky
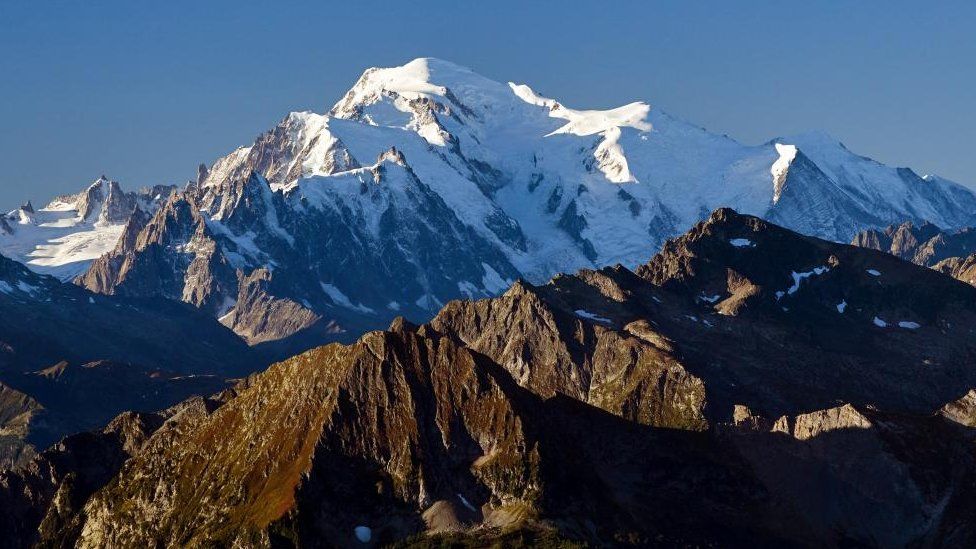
[1,1,974,209]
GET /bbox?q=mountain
[0,177,175,280]
[0,250,260,468]
[6,210,976,547]
[852,220,976,286]
[5,58,976,351]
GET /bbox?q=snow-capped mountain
[6,58,976,345]
[0,177,174,280]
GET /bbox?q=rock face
[6,210,976,547]
[853,220,976,266]
[0,395,228,548]
[934,254,976,287]
[3,57,968,350]
[853,220,976,287]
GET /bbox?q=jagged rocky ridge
[6,58,975,349]
[0,177,174,280]
[6,210,976,547]
[0,251,260,468]
[853,220,976,286]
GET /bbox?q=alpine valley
[1,58,976,548]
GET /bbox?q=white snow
[729,238,754,247]
[0,205,126,280]
[866,269,881,276]
[510,82,652,137]
[354,526,372,543]
[779,266,830,298]
[457,280,479,298]
[0,281,12,294]
[188,56,976,304]
[481,263,510,293]
[873,316,888,328]
[770,143,798,204]
[836,300,847,313]
[457,493,477,512]
[0,177,172,280]
[575,309,611,324]
[898,321,920,329]
[321,282,375,314]
[699,293,721,303]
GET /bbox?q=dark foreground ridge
[3,209,976,547]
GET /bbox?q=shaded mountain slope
[0,252,261,468]
[0,252,256,375]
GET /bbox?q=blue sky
[1,1,974,208]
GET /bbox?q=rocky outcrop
[0,397,223,547]
[221,268,325,345]
[430,277,709,430]
[853,220,976,287]
[66,324,769,547]
[934,254,976,286]
[940,390,976,428]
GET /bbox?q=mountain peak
[331,57,489,118]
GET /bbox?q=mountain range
[2,209,975,547]
[3,58,975,352]
[2,58,976,547]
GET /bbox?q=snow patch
[321,282,374,314]
[836,300,847,313]
[699,293,721,303]
[872,316,888,328]
[866,269,881,277]
[779,266,830,299]
[457,493,477,512]
[575,309,611,324]
[457,280,479,298]
[898,321,920,329]
[481,263,510,294]
[729,238,754,248]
